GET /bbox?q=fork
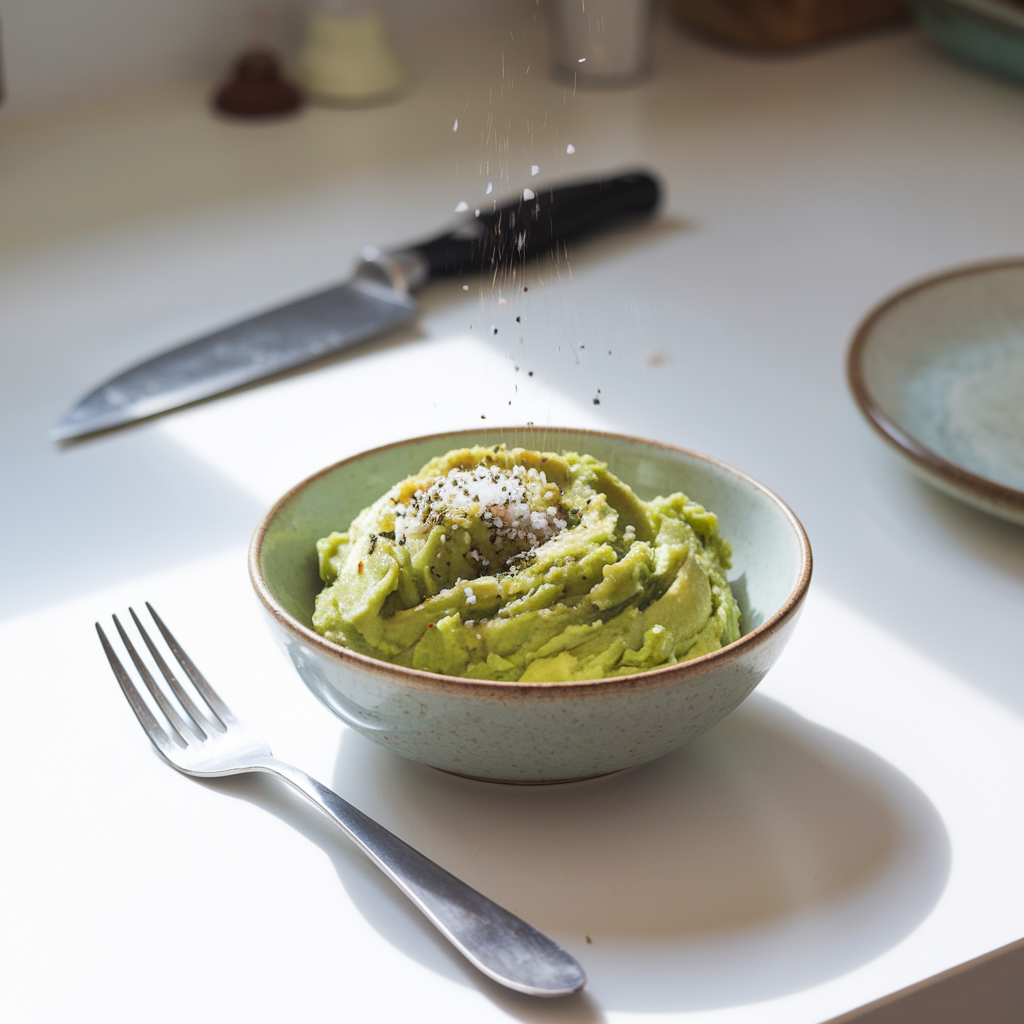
[97,603,586,998]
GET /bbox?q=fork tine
[113,613,203,741]
[129,607,224,735]
[97,623,180,758]
[146,602,235,726]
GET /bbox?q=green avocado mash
[312,446,740,682]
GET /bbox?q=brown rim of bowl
[847,257,1024,516]
[248,426,813,697]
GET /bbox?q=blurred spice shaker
[546,0,654,86]
[214,49,304,117]
[672,0,909,49]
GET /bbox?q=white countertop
[3,12,1024,1023]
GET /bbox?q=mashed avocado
[312,446,740,682]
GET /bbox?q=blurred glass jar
[299,1,405,105]
[546,0,654,86]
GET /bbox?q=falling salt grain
[463,284,469,290]
[531,165,539,176]
[455,201,469,212]
[486,182,493,195]
[566,144,575,154]
[523,188,535,200]
[453,118,458,131]
[578,57,586,62]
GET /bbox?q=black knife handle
[410,171,659,279]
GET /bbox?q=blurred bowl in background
[848,259,1024,526]
[915,0,1024,85]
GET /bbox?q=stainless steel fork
[97,603,586,998]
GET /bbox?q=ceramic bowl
[848,259,1024,526]
[249,427,812,783]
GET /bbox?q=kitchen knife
[52,171,659,441]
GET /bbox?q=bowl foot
[430,764,636,786]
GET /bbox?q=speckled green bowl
[249,428,812,783]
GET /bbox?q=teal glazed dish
[249,428,812,783]
[849,260,1024,527]
[915,0,1024,85]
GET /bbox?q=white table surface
[3,12,1024,1023]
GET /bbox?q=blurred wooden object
[673,0,910,49]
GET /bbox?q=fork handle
[257,757,585,998]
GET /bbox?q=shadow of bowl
[324,692,949,1014]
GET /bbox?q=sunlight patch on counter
[156,332,604,507]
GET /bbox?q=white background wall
[0,1,531,115]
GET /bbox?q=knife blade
[52,170,659,440]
